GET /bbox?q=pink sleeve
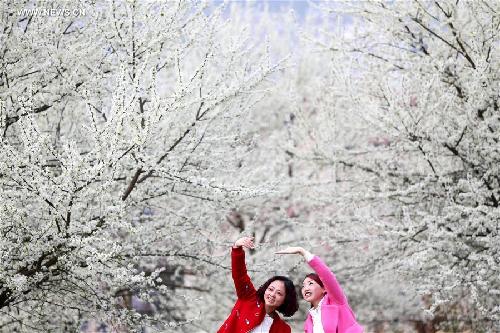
[308,256,347,305]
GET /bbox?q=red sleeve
[231,247,256,299]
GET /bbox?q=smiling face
[264,280,286,310]
[302,277,325,307]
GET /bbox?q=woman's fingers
[243,237,254,247]
[243,238,255,249]
[275,246,302,254]
[234,236,255,248]
[275,247,293,254]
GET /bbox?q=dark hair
[256,276,299,317]
[304,273,324,288]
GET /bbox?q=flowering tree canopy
[0,1,286,331]
[1,1,498,332]
[291,1,499,330]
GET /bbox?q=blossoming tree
[0,1,287,331]
[289,1,499,330]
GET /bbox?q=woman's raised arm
[276,246,347,305]
[231,236,256,299]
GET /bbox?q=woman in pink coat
[276,247,363,333]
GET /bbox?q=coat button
[245,319,250,325]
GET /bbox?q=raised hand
[233,236,255,249]
[275,246,306,256]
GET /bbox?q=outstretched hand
[234,236,255,250]
[275,246,306,256]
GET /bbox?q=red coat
[217,247,291,333]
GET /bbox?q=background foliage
[1,1,498,332]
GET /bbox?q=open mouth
[304,291,312,298]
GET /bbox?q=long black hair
[256,275,299,317]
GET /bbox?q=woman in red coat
[217,237,299,333]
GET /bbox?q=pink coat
[304,256,363,333]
